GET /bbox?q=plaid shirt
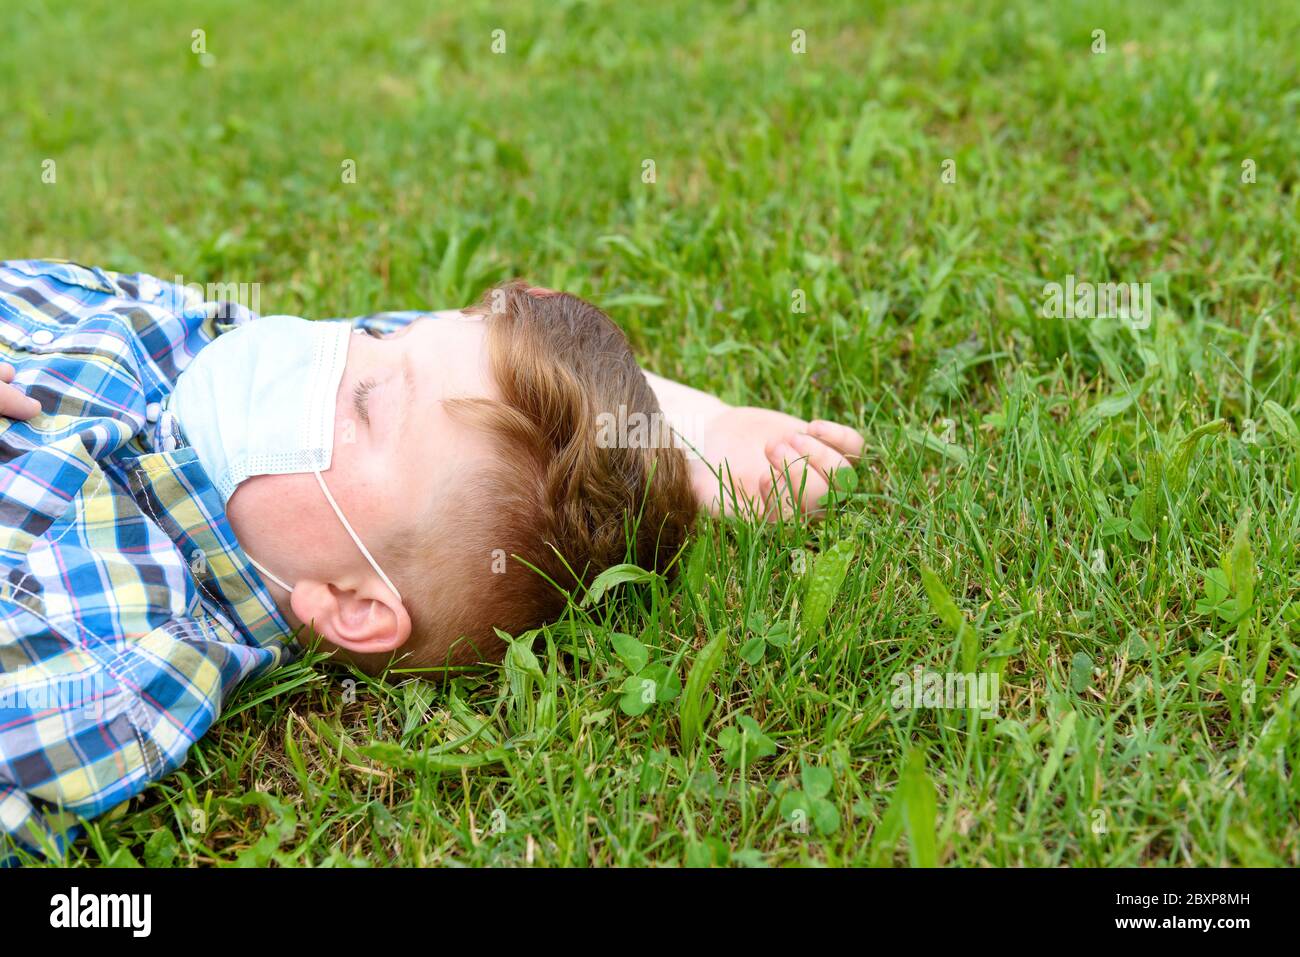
[0,260,415,860]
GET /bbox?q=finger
[0,362,14,383]
[808,419,864,460]
[0,382,41,420]
[760,467,795,522]
[756,470,789,522]
[765,441,830,518]
[756,470,774,507]
[788,432,852,485]
[748,472,773,521]
[768,465,830,519]
[791,467,830,516]
[759,443,793,520]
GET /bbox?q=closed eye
[352,378,377,424]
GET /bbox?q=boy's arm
[643,371,863,520]
[641,371,728,451]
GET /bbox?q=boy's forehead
[428,308,481,323]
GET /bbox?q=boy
[0,261,862,857]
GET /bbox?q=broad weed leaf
[642,661,680,703]
[801,760,834,799]
[1127,495,1153,542]
[719,714,777,767]
[679,630,726,751]
[811,797,840,835]
[739,635,767,665]
[619,673,655,716]
[1139,450,1165,537]
[899,749,938,867]
[1222,510,1255,617]
[801,539,856,642]
[920,565,978,672]
[1069,652,1093,693]
[1261,400,1300,451]
[611,632,649,674]
[920,565,967,637]
[582,563,658,607]
[1167,418,1225,493]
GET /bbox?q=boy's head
[225,283,697,674]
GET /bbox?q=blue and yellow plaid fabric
[0,261,414,860]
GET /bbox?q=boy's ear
[289,580,411,655]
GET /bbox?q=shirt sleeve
[0,610,244,862]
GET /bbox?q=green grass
[5,0,1299,866]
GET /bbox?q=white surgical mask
[169,315,402,602]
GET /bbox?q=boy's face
[224,311,502,657]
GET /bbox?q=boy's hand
[0,363,41,420]
[690,406,863,521]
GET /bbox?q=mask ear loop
[248,555,293,593]
[312,469,404,603]
[244,474,404,605]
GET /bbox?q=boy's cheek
[228,472,325,546]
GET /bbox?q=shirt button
[30,329,55,345]
[146,402,161,423]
